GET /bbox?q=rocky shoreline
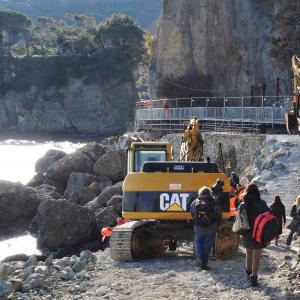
[0,135,125,255]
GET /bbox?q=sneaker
[250,275,258,287]
[201,264,211,271]
[195,258,201,267]
[209,255,217,261]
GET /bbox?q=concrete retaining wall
[161,133,266,175]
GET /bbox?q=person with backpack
[286,195,300,246]
[242,183,270,287]
[270,196,286,246]
[190,186,221,271]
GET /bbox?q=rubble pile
[0,250,98,299]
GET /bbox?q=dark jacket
[270,202,286,223]
[290,204,298,218]
[270,202,286,236]
[243,194,269,249]
[288,206,300,235]
[232,174,240,185]
[190,196,221,235]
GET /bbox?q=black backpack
[194,196,214,226]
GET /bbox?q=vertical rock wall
[149,0,289,98]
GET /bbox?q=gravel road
[13,228,298,300]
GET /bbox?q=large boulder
[107,195,123,214]
[30,185,63,234]
[65,173,112,205]
[70,179,112,206]
[0,180,39,235]
[93,150,125,183]
[33,184,62,202]
[26,173,45,188]
[64,173,99,199]
[31,199,97,250]
[35,149,67,174]
[44,143,106,193]
[44,154,93,193]
[86,181,123,211]
[80,143,107,162]
[95,206,120,229]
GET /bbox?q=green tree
[65,13,97,32]
[95,14,146,68]
[0,10,31,33]
[0,0,162,32]
[0,10,31,55]
[28,15,97,56]
[144,33,154,58]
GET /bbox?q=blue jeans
[286,230,295,246]
[194,231,215,265]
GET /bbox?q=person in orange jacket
[100,227,113,250]
[100,218,131,250]
[229,187,237,221]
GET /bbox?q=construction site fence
[136,96,292,110]
[135,96,291,132]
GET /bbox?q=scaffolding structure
[135,96,291,133]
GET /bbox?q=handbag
[232,202,250,235]
[287,215,300,232]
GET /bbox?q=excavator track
[110,221,152,262]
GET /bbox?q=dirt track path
[37,228,299,300]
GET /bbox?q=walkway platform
[135,96,291,133]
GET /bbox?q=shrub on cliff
[0,10,31,55]
[0,10,31,34]
[95,14,146,69]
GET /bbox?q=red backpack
[252,211,278,243]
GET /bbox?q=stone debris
[1,242,299,300]
[0,250,102,299]
[25,255,38,267]
[26,273,45,289]
[57,267,75,281]
[0,263,14,280]
[0,280,14,297]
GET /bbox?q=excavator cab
[126,142,173,173]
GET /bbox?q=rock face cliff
[149,0,289,99]
[0,57,138,135]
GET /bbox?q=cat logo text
[159,193,189,212]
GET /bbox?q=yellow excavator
[180,117,204,161]
[285,55,300,134]
[110,118,238,261]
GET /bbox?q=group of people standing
[190,180,300,288]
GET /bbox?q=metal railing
[135,96,291,132]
